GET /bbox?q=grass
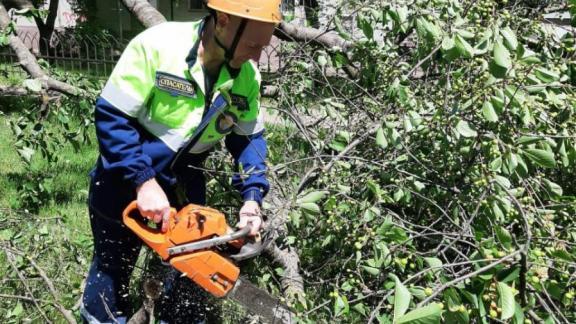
[0,108,97,322]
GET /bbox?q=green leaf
[396,303,442,324]
[482,101,498,122]
[500,26,518,50]
[456,28,475,39]
[542,179,563,198]
[334,294,350,316]
[523,149,556,168]
[334,15,351,40]
[376,126,388,149]
[299,202,321,215]
[534,68,560,83]
[490,41,512,78]
[424,257,443,277]
[297,190,329,204]
[362,265,381,276]
[495,226,513,249]
[456,120,478,138]
[394,276,412,321]
[389,6,409,32]
[11,302,23,317]
[17,146,35,163]
[490,157,503,172]
[363,207,381,222]
[494,175,511,189]
[358,15,374,39]
[23,79,42,92]
[454,34,474,58]
[0,34,8,46]
[317,55,328,67]
[497,282,516,320]
[493,40,512,69]
[0,229,13,241]
[550,249,574,262]
[416,18,442,42]
[491,201,504,221]
[441,36,461,62]
[516,136,543,145]
[39,224,49,235]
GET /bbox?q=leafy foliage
[257,0,576,322]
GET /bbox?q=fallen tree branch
[275,22,353,52]
[120,0,166,28]
[0,3,83,96]
[0,85,33,96]
[6,247,76,324]
[264,241,305,299]
[5,249,52,323]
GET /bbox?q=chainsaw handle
[122,201,177,260]
[122,201,177,231]
[167,225,251,256]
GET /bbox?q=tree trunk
[120,0,166,28]
[34,0,59,57]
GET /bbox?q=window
[188,0,203,10]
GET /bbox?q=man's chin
[229,59,249,69]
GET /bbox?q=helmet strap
[213,18,247,62]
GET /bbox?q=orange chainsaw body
[122,201,240,297]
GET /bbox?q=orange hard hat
[207,0,282,24]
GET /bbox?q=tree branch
[275,22,353,51]
[0,3,84,96]
[119,0,166,28]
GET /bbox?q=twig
[5,250,52,323]
[5,247,76,323]
[417,250,522,307]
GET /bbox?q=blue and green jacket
[92,17,269,204]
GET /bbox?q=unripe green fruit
[425,287,433,296]
[489,309,498,318]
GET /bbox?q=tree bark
[120,0,166,28]
[0,3,83,96]
[34,0,59,54]
[0,0,32,11]
[275,21,353,51]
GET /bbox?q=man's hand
[237,201,262,236]
[136,178,171,233]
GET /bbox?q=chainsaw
[122,201,293,323]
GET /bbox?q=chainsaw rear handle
[122,200,177,260]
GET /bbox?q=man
[81,0,282,322]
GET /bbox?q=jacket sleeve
[225,130,269,205]
[95,30,158,188]
[95,97,156,188]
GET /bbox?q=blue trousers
[81,162,207,323]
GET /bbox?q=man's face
[217,14,275,68]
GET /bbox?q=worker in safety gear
[81,0,281,322]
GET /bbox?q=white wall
[10,0,80,28]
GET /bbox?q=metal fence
[0,28,286,81]
[0,29,125,79]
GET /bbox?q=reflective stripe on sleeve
[100,81,145,118]
[233,114,265,135]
